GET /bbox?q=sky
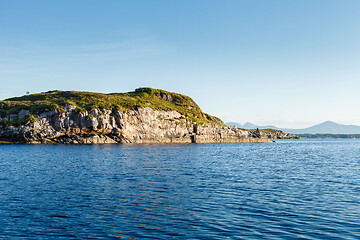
[1,0,360,128]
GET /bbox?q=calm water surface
[0,139,359,239]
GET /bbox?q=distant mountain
[226,122,277,129]
[287,121,360,134]
[225,121,360,134]
[243,122,277,129]
[225,122,243,128]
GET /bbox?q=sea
[0,139,359,239]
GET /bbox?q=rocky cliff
[0,88,272,144]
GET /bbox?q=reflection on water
[0,140,360,239]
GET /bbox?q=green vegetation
[85,114,96,121]
[28,114,38,123]
[237,127,286,134]
[255,128,284,134]
[0,114,37,128]
[0,88,224,126]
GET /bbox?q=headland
[0,88,293,144]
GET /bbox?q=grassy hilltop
[0,88,224,126]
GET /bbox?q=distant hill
[287,121,360,134]
[226,122,277,129]
[225,121,360,134]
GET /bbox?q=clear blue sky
[1,0,359,128]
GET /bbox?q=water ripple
[0,140,359,239]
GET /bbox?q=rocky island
[0,88,287,144]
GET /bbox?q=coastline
[0,138,273,145]
[0,89,289,145]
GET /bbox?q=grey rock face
[256,130,299,139]
[64,105,76,112]
[18,109,30,119]
[39,110,58,118]
[0,107,272,144]
[86,118,99,129]
[9,114,18,121]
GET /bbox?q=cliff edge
[0,88,272,144]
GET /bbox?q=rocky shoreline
[0,89,300,144]
[0,106,274,144]
[253,129,299,140]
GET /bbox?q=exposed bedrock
[0,106,272,144]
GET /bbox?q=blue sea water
[0,139,359,239]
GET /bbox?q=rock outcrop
[253,128,299,140]
[0,106,272,144]
[0,88,275,144]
